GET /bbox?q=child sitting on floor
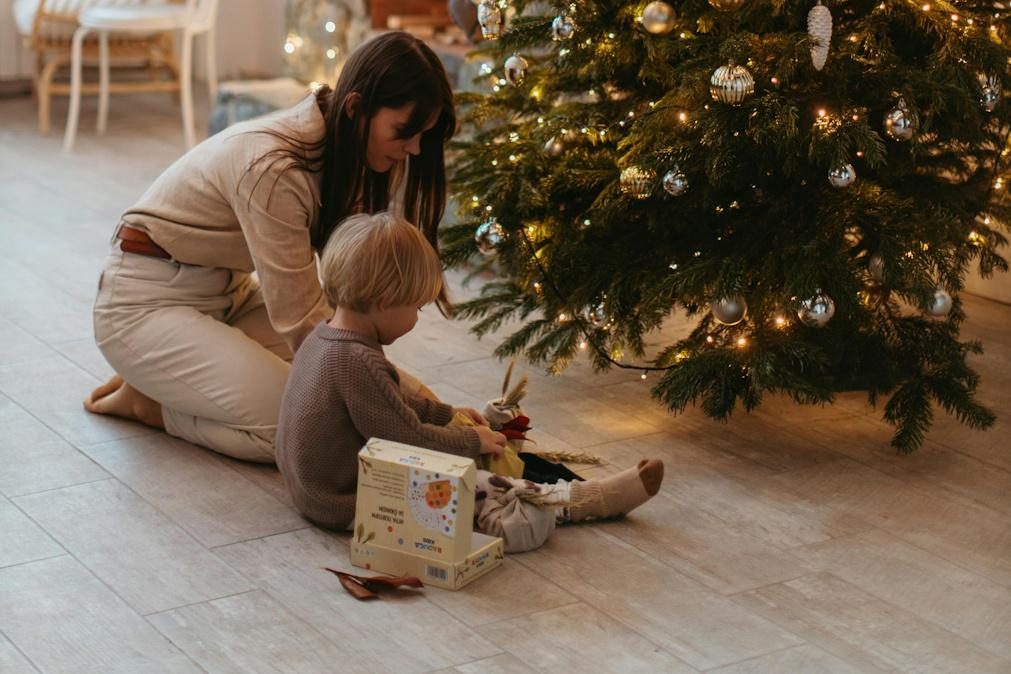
[275,211,664,552]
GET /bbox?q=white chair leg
[205,29,218,108]
[97,31,110,135]
[180,29,195,149]
[64,26,90,153]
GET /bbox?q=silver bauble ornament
[884,98,917,141]
[619,166,655,200]
[551,14,575,40]
[981,86,999,113]
[710,63,755,106]
[979,74,1001,113]
[807,1,833,71]
[708,0,747,10]
[712,296,748,326]
[868,253,885,283]
[475,218,506,256]
[929,288,953,317]
[798,291,835,327]
[828,163,856,189]
[641,1,676,34]
[544,136,564,157]
[477,0,503,40]
[504,54,528,87]
[662,167,689,196]
[586,302,608,326]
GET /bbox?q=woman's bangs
[400,89,441,138]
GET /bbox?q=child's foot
[84,375,165,429]
[568,459,664,521]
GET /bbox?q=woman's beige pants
[93,248,426,463]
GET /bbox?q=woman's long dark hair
[243,32,456,297]
[314,32,456,253]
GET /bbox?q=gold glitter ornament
[619,166,656,200]
[641,1,676,34]
[710,63,755,106]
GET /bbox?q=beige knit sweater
[120,94,329,353]
[276,323,481,530]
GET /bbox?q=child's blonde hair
[320,211,443,313]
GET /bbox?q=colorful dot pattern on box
[408,469,458,534]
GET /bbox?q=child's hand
[475,425,507,456]
[455,407,489,426]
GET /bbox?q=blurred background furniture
[62,0,218,151]
[13,0,179,134]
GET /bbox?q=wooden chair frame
[23,1,181,133]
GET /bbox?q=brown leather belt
[117,225,171,260]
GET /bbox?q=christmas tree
[443,0,1011,451]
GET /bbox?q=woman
[85,31,455,463]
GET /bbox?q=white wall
[0,0,287,82]
[196,0,286,81]
[0,0,33,80]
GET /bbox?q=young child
[276,212,664,552]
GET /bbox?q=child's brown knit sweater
[276,323,481,530]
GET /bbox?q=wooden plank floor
[1,92,1010,673]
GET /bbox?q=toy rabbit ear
[501,360,515,398]
[503,374,528,407]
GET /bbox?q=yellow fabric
[451,412,525,478]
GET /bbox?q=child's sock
[567,459,664,522]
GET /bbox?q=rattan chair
[14,0,180,134]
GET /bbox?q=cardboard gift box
[350,438,504,590]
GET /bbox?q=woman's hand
[475,425,507,456]
[455,407,489,426]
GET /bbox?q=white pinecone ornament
[808,1,833,71]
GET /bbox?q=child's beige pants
[93,248,427,463]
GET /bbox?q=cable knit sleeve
[402,394,454,426]
[345,353,481,459]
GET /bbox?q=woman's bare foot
[84,375,164,429]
